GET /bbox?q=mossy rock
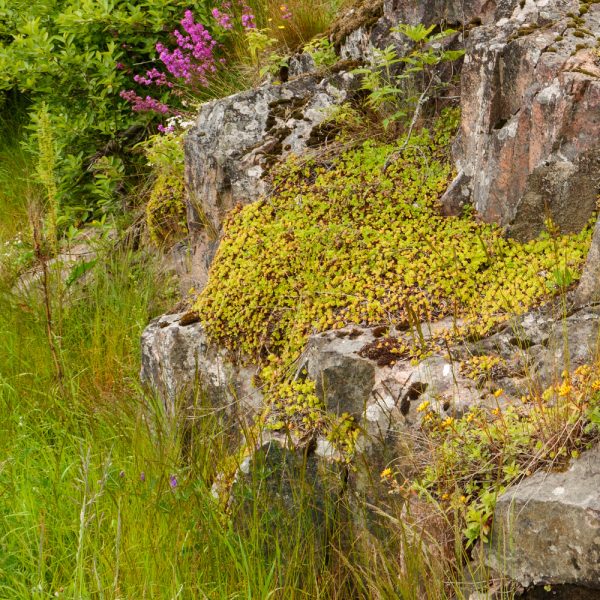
[196,108,591,374]
[194,108,593,441]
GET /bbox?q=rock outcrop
[301,324,482,441]
[140,312,263,421]
[486,444,600,589]
[443,0,600,240]
[299,306,600,446]
[183,70,357,289]
[141,0,600,591]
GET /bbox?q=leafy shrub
[0,0,213,219]
[146,172,186,245]
[140,125,188,245]
[0,0,341,225]
[353,23,464,129]
[410,363,600,547]
[303,36,337,67]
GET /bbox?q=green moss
[195,108,592,407]
[146,172,187,246]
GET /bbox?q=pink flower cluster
[211,8,233,29]
[241,10,256,29]
[133,68,172,88]
[157,10,218,84]
[280,4,292,20]
[120,5,258,119]
[157,124,175,133]
[211,1,256,30]
[119,90,170,114]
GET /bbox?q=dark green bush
[0,0,217,220]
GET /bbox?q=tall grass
[0,243,465,598]
[0,111,513,599]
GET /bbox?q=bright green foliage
[267,379,326,431]
[0,0,214,217]
[146,172,187,245]
[460,354,506,388]
[353,24,465,129]
[142,129,188,245]
[196,109,592,388]
[303,36,337,67]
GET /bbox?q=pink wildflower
[211,8,233,29]
[119,90,170,114]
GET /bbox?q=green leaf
[66,258,97,287]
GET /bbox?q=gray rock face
[302,324,484,440]
[140,312,263,421]
[469,305,600,391]
[301,306,600,445]
[183,71,357,289]
[443,0,600,239]
[382,0,504,28]
[486,444,600,589]
[575,218,600,308]
[336,0,501,61]
[303,327,376,417]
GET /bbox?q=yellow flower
[442,416,454,427]
[417,400,430,413]
[493,388,504,398]
[557,382,572,397]
[380,467,393,480]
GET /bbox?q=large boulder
[486,444,600,589]
[443,0,600,240]
[140,312,263,421]
[183,70,357,289]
